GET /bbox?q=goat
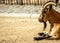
[34,1,60,40]
[38,1,56,36]
[39,1,60,39]
[38,0,59,34]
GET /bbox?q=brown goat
[38,1,60,39]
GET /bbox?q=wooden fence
[0,0,60,5]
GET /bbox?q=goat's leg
[38,21,53,37]
[48,23,53,35]
[34,22,54,40]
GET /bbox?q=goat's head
[38,1,56,22]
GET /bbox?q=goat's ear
[49,5,52,11]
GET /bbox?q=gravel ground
[0,17,60,43]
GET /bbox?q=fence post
[1,0,59,5]
[0,0,3,4]
[21,0,23,5]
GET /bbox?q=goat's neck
[48,9,60,23]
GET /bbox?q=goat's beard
[38,18,47,31]
[42,20,47,31]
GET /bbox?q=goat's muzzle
[38,17,44,22]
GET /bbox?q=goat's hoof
[38,32,44,36]
[34,37,44,41]
[34,35,52,41]
[38,32,48,37]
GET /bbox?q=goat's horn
[43,1,56,8]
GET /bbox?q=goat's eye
[43,11,46,14]
[40,15,42,17]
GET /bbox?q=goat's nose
[40,15,42,18]
[40,15,42,17]
[38,17,43,22]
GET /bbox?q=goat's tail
[43,1,56,9]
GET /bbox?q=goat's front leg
[38,21,53,37]
[47,22,53,35]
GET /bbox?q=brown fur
[50,23,60,38]
[44,9,60,24]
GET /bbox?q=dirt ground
[0,17,60,43]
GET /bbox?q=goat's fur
[38,0,60,39]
